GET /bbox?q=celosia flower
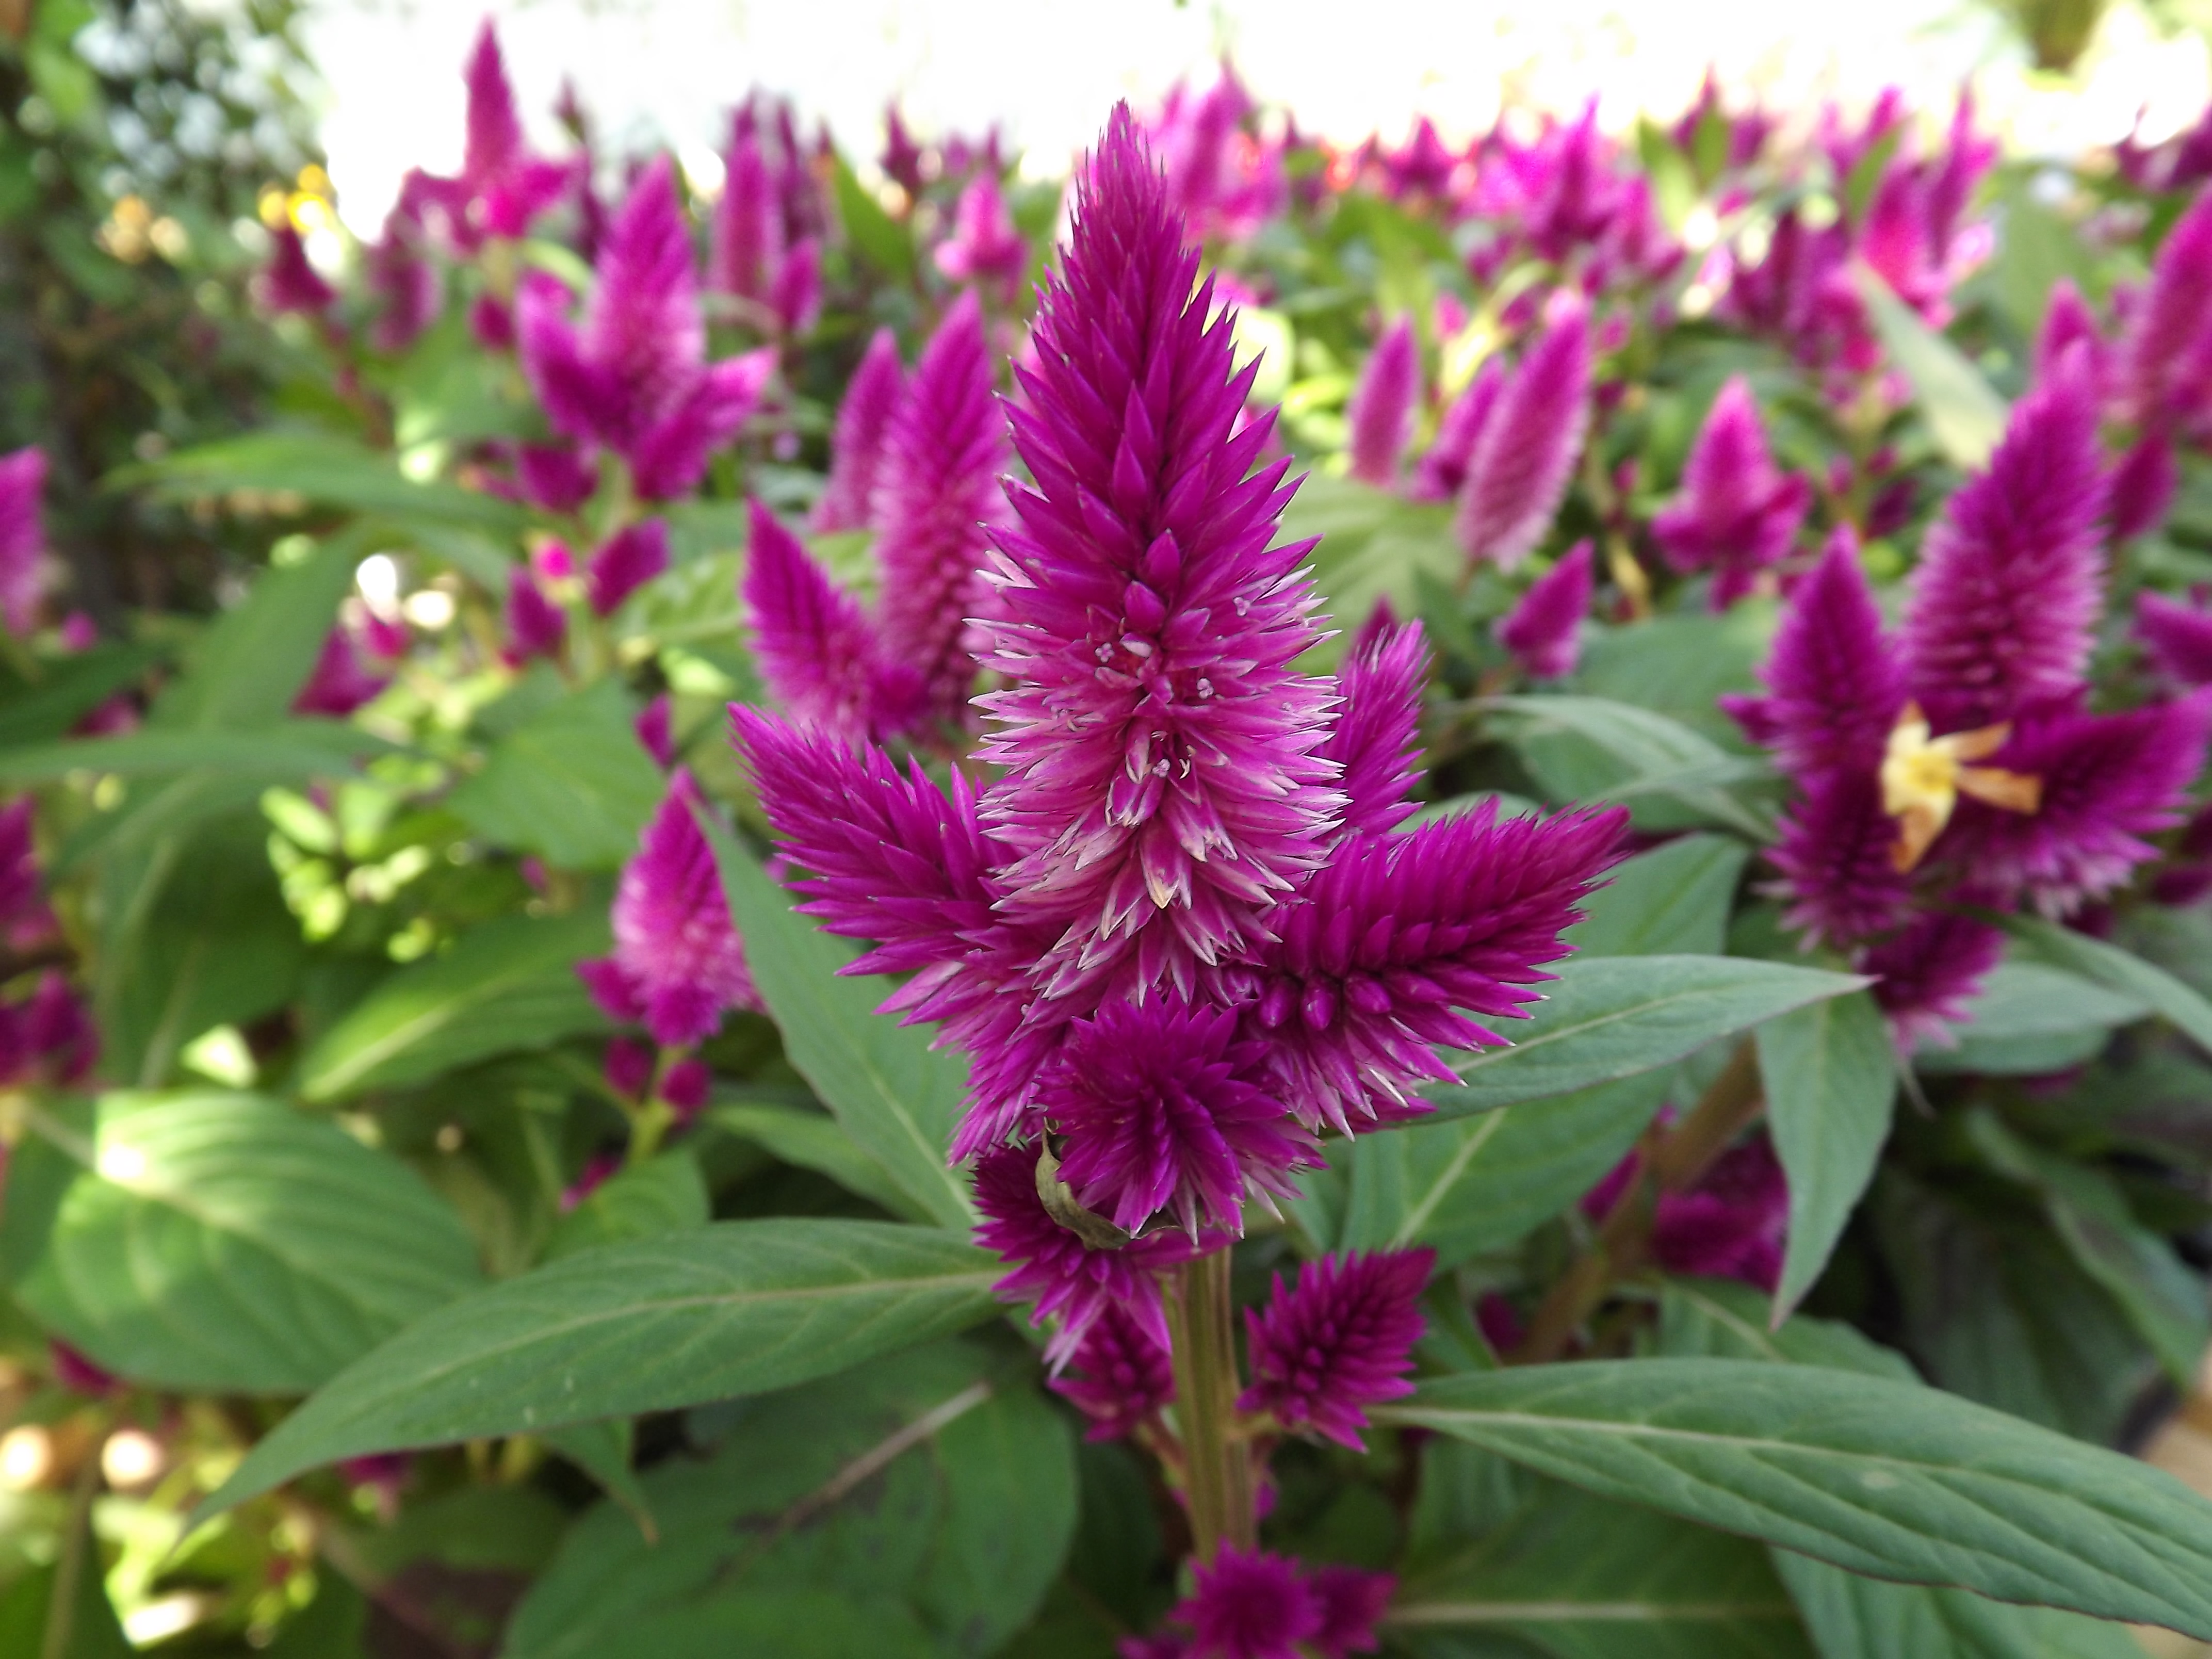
[468,293,515,351]
[365,218,440,353]
[2035,279,2106,393]
[515,442,598,513]
[1345,317,1421,486]
[1497,538,1593,678]
[1651,375,1811,609]
[636,694,676,768]
[293,619,400,718]
[1409,359,1503,503]
[1321,622,1427,838]
[603,1035,653,1098]
[1454,303,1591,571]
[741,498,924,743]
[1863,912,2006,1050]
[881,105,926,197]
[970,1143,1205,1365]
[576,770,758,1046]
[258,224,336,316]
[0,971,96,1087]
[2139,590,2212,687]
[49,1341,119,1399]
[410,20,573,250]
[2110,438,2177,544]
[501,564,567,665]
[583,519,668,616]
[662,1057,711,1120]
[0,799,54,951]
[0,448,46,634]
[518,159,775,499]
[1650,1135,1788,1289]
[1179,1547,1321,1659]
[1307,1566,1395,1658]
[810,328,905,533]
[1725,530,1902,778]
[934,173,1028,302]
[2122,187,2212,439]
[1240,1249,1430,1450]
[1143,66,1284,241]
[873,291,1006,726]
[561,1151,621,1212]
[1048,1302,1175,1440]
[1897,351,2107,731]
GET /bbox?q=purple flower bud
[812,328,906,533]
[2109,436,2177,543]
[881,105,926,197]
[2035,278,2106,392]
[635,694,675,768]
[1651,376,1811,610]
[934,174,1029,302]
[1239,1249,1430,1451]
[603,1035,653,1098]
[0,448,46,635]
[575,770,758,1046]
[2123,186,2212,437]
[584,519,668,617]
[1048,1302,1175,1440]
[1409,358,1503,503]
[501,564,567,665]
[292,623,394,718]
[1497,538,1593,678]
[366,221,440,353]
[742,498,924,744]
[1345,316,1421,486]
[515,443,598,514]
[258,224,336,316]
[1864,913,2004,1051]
[1454,303,1591,570]
[772,235,822,336]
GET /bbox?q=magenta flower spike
[975,103,1342,1002]
[1651,376,1812,609]
[576,769,758,1046]
[292,624,394,718]
[1497,538,1594,679]
[872,291,1006,726]
[501,564,567,665]
[1049,1302,1176,1440]
[2110,437,2178,544]
[1650,1134,1788,1290]
[0,447,46,635]
[1321,621,1428,838]
[1307,1567,1394,1658]
[934,173,1029,302]
[1767,769,1915,946]
[1158,1548,1321,1659]
[2123,186,2212,437]
[0,799,55,952]
[1726,530,1904,780]
[517,159,775,499]
[771,235,823,336]
[258,224,336,316]
[1863,912,2006,1050]
[635,693,676,768]
[365,219,441,353]
[812,328,905,533]
[1897,350,2107,732]
[2035,279,2106,392]
[515,443,597,513]
[1239,1249,1431,1451]
[1453,303,1591,570]
[1409,357,1504,503]
[2138,590,2212,686]
[453,19,572,242]
[583,519,668,616]
[742,498,923,744]
[1345,317,1421,486]
[881,105,926,197]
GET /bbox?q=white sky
[303,0,2212,234]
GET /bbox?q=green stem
[1164,1248,1255,1562]
[41,1449,100,1659]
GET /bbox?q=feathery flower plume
[1586,1131,1788,1289]
[1726,531,1902,779]
[2123,186,2212,437]
[365,219,440,353]
[1651,376,1811,609]
[406,20,573,250]
[2138,590,2212,687]
[934,173,1029,302]
[501,564,567,664]
[1178,1548,1322,1659]
[1497,538,1593,678]
[1863,912,2006,1050]
[1897,350,2107,732]
[1766,770,1915,945]
[583,519,668,616]
[258,224,336,316]
[1239,1249,1430,1450]
[1453,302,1591,570]
[518,159,774,499]
[810,328,905,532]
[872,291,1006,725]
[0,448,46,634]
[2110,437,2178,544]
[292,621,397,718]
[1345,317,1421,486]
[1048,1303,1176,1440]
[515,443,597,513]
[1321,622,1427,838]
[1307,1567,1395,1658]
[2035,279,2106,392]
[710,127,782,305]
[1409,359,1504,503]
[635,694,676,768]
[741,499,924,743]
[576,770,758,1046]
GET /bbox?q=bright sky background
[303,0,2212,234]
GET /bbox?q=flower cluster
[1122,1546,1393,1659]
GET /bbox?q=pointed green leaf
[1853,264,2009,470]
[1992,913,2212,1056]
[545,1150,708,1260]
[1566,834,1749,958]
[446,678,664,870]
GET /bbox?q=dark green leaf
[198,1219,1000,1518]
[1423,956,1867,1123]
[1918,962,2148,1078]
[704,815,975,1229]
[1655,1278,1915,1381]
[1774,1553,2143,1659]
[1992,914,2212,1056]
[0,722,391,786]
[545,1150,709,1261]
[0,642,164,748]
[710,1100,917,1216]
[152,532,366,731]
[122,432,528,533]
[1566,834,1748,958]
[1758,990,1897,1319]
[1380,1358,2212,1636]
[3,1091,481,1393]
[447,678,664,870]
[297,910,611,1101]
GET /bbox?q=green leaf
[1962,1110,2208,1387]
[1758,990,1898,1320]
[1281,475,1459,668]
[1337,1073,1669,1267]
[297,910,611,1101]
[1392,1484,1812,1658]
[507,1340,1073,1659]
[0,722,392,786]
[122,432,528,533]
[1852,265,2009,470]
[1655,1277,1915,1381]
[2,1091,481,1393]
[1484,695,1774,838]
[1991,913,2212,1056]
[1774,1553,2144,1659]
[198,1219,1000,1519]
[833,155,917,279]
[1381,1358,2212,1637]
[544,1419,656,1538]
[0,642,164,747]
[153,532,365,731]
[703,814,976,1229]
[1918,961,2148,1078]
[709,1100,917,1216]
[447,678,664,870]
[1566,834,1749,958]
[1422,955,1868,1123]
[545,1150,709,1261]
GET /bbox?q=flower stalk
[1164,1248,1257,1562]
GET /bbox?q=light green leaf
[1280,475,1459,668]
[1775,1553,2144,1659]
[1566,834,1749,958]
[2,1091,481,1393]
[1758,990,1898,1319]
[702,814,976,1229]
[1423,955,1868,1123]
[447,678,664,870]
[545,1150,709,1261]
[833,154,917,279]
[197,1220,999,1520]
[1992,913,2212,1056]
[0,722,392,786]
[1853,265,2009,470]
[153,532,365,731]
[1380,1358,2212,1637]
[1484,695,1774,838]
[1920,961,2149,1078]
[1338,1074,1668,1267]
[123,432,528,533]
[1656,1277,1915,1381]
[297,910,611,1101]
